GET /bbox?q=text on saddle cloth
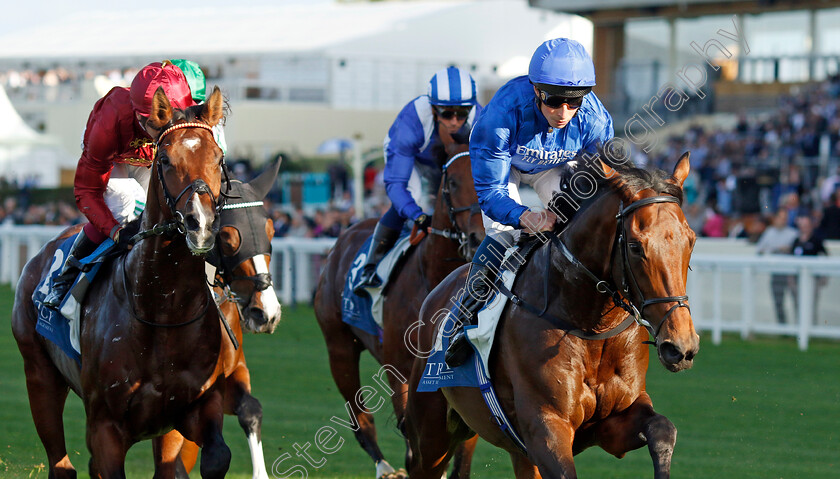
[341,227,414,341]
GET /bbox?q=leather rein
[499,195,690,343]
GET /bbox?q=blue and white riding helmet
[528,38,596,98]
[427,67,477,106]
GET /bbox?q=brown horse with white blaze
[13,86,231,479]
[314,145,484,479]
[406,154,700,479]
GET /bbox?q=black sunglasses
[434,106,471,120]
[537,90,585,109]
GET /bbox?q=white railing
[688,254,840,351]
[1,225,838,350]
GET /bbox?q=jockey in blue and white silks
[355,67,483,293]
[445,38,615,367]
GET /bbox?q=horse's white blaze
[253,255,282,320]
[182,137,201,152]
[189,191,212,231]
[247,432,269,479]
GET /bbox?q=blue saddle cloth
[32,234,116,365]
[341,227,412,341]
[416,308,481,391]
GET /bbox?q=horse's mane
[548,148,684,230]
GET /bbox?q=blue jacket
[470,76,614,227]
[384,95,482,220]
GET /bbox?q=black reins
[499,194,690,343]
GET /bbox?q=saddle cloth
[33,235,116,365]
[417,245,525,392]
[341,228,413,340]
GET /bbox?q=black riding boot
[445,263,497,368]
[353,223,401,295]
[43,232,99,310]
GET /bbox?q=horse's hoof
[379,471,408,479]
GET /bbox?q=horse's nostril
[249,308,267,325]
[185,214,200,230]
[684,349,696,361]
[659,342,684,364]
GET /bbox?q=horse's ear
[597,157,618,180]
[248,155,282,200]
[147,87,173,131]
[671,152,691,188]
[199,86,224,127]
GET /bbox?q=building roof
[0,0,585,63]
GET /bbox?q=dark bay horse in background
[406,154,700,479]
[314,144,484,479]
[155,159,284,478]
[13,87,232,479]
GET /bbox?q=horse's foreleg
[228,366,269,479]
[449,434,478,479]
[521,415,577,479]
[509,451,541,479]
[581,392,676,479]
[152,431,189,479]
[18,346,75,478]
[179,389,231,479]
[324,330,389,470]
[86,419,129,479]
[404,389,459,479]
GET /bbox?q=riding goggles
[536,89,585,109]
[434,105,472,120]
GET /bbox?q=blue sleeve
[469,110,528,228]
[383,109,424,220]
[582,111,615,153]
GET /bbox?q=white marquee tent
[0,85,75,187]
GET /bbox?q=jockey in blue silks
[445,38,615,367]
[354,67,483,293]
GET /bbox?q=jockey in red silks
[43,61,196,309]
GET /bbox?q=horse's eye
[448,179,458,190]
[629,242,643,255]
[159,154,170,166]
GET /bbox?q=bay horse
[12,86,232,479]
[313,144,484,478]
[154,159,284,478]
[405,154,700,479]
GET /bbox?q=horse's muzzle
[657,336,699,372]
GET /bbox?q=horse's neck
[126,213,209,320]
[533,194,625,329]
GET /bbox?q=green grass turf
[0,285,837,478]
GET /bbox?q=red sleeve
[75,94,121,239]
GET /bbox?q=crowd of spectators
[637,74,840,243]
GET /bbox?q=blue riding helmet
[428,66,477,106]
[528,38,596,94]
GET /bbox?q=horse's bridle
[551,194,690,342]
[131,121,231,244]
[614,196,690,339]
[433,151,481,257]
[124,120,231,328]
